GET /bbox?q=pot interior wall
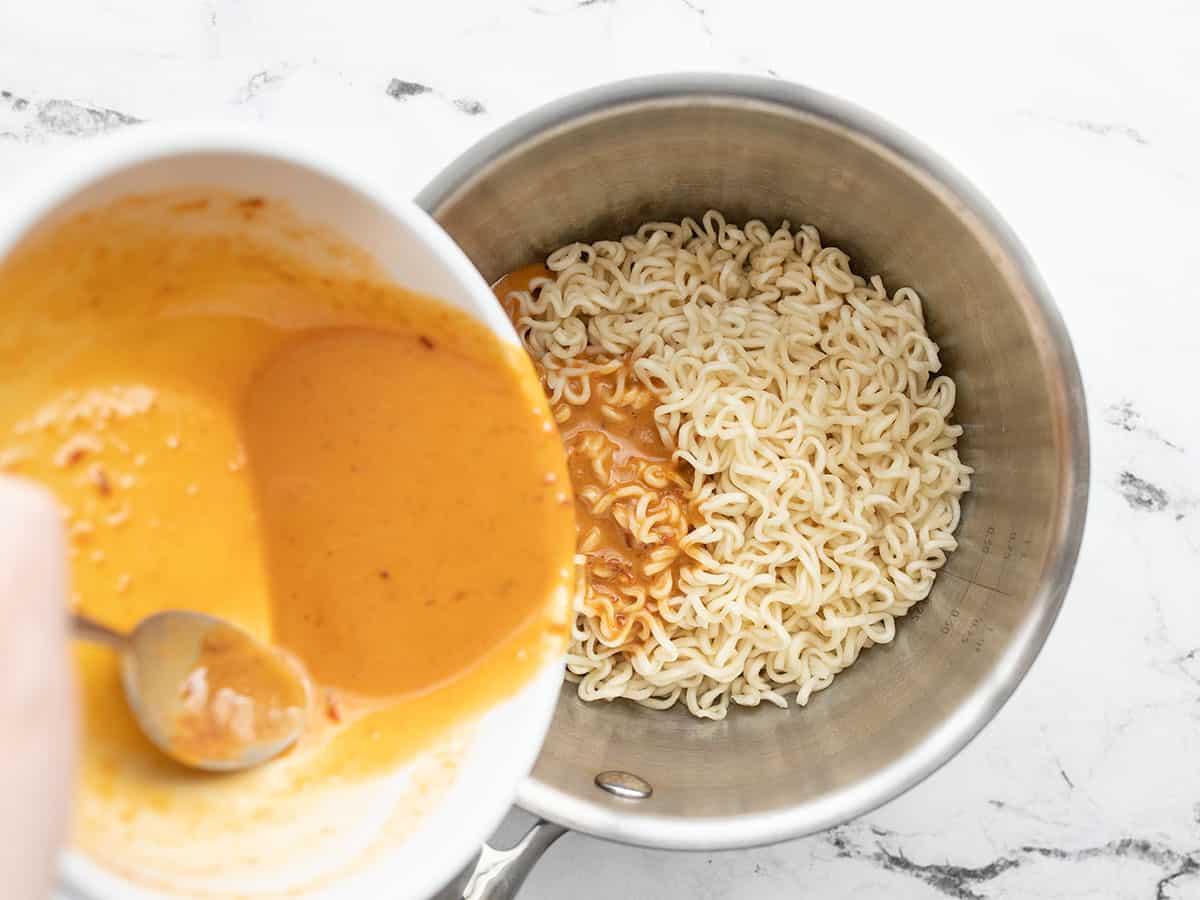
[422,85,1083,845]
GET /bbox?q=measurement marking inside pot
[938,569,1013,597]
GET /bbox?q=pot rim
[417,72,1090,851]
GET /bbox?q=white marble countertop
[4,1,1199,897]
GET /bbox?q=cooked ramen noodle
[496,211,972,720]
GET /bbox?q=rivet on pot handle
[437,819,567,900]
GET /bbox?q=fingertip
[0,476,68,602]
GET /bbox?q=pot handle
[442,819,567,900]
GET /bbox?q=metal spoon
[73,610,309,772]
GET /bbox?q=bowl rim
[0,124,566,899]
[417,72,1091,851]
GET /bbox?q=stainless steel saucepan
[417,74,1089,899]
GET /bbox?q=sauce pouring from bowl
[73,610,309,772]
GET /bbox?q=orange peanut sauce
[0,195,575,889]
[493,265,696,652]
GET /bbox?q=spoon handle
[72,613,129,650]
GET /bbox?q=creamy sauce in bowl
[0,191,574,892]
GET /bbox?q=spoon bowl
[74,610,309,772]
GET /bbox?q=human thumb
[0,477,77,899]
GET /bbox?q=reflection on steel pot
[418,74,1089,899]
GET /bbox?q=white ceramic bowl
[0,126,564,900]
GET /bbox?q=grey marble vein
[677,0,713,36]
[452,97,487,116]
[1067,119,1150,146]
[383,79,486,116]
[2,89,142,139]
[1174,647,1200,689]
[826,825,1200,900]
[528,0,614,13]
[1119,471,1170,512]
[386,79,434,99]
[1,89,30,111]
[36,99,140,135]
[1017,110,1153,148]
[1106,400,1183,451]
[1055,760,1075,789]
[239,67,291,102]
